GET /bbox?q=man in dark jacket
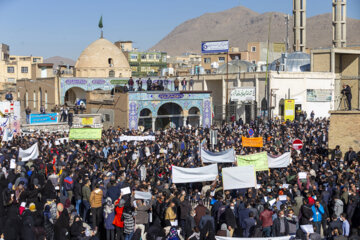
[224,203,237,237]
[272,210,289,236]
[243,211,256,237]
[300,198,313,225]
[73,178,82,215]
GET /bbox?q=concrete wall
[16,78,57,114]
[329,111,360,152]
[270,71,335,118]
[312,53,331,72]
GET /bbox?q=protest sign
[242,136,263,148]
[237,152,269,171]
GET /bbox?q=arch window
[109,70,115,77]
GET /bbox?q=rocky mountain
[44,56,76,69]
[150,6,360,56]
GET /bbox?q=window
[204,58,211,64]
[156,54,161,60]
[162,56,167,62]
[218,57,225,63]
[33,58,41,63]
[33,91,37,109]
[108,58,113,67]
[104,114,110,122]
[130,54,138,60]
[109,70,115,77]
[45,91,48,110]
[148,54,154,60]
[205,69,211,74]
[21,66,28,73]
[7,78,15,83]
[141,54,147,60]
[251,46,256,52]
[7,67,14,73]
[17,91,20,99]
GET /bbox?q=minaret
[293,0,306,52]
[332,0,346,48]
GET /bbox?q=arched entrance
[65,87,86,105]
[188,107,200,127]
[138,108,152,130]
[279,98,285,117]
[156,102,183,130]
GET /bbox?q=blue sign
[30,113,58,124]
[201,40,229,54]
[248,128,254,137]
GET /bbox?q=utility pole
[265,14,272,120]
[285,14,289,52]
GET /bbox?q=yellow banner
[237,152,269,171]
[81,117,94,125]
[242,136,263,148]
[69,128,102,140]
[284,99,295,121]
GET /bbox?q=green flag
[98,16,103,29]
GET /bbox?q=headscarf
[104,197,114,219]
[167,227,180,240]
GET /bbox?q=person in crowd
[181,78,187,91]
[0,113,358,240]
[25,106,31,124]
[174,78,179,91]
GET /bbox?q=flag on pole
[98,16,103,29]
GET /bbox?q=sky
[0,0,359,60]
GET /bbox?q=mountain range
[150,6,360,56]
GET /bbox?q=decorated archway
[156,102,183,129]
[64,87,86,105]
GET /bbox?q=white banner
[216,236,291,240]
[201,148,235,163]
[19,143,39,162]
[134,191,152,200]
[222,166,256,190]
[2,128,13,142]
[268,152,291,168]
[119,135,155,142]
[55,137,69,145]
[230,87,256,102]
[172,164,218,184]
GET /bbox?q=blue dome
[269,52,310,72]
[216,59,256,74]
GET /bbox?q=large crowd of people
[0,116,359,240]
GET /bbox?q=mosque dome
[269,52,310,72]
[216,59,256,74]
[75,38,131,78]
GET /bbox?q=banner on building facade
[306,89,332,102]
[284,99,295,121]
[237,152,269,171]
[29,113,58,124]
[172,164,218,184]
[201,40,229,54]
[69,128,102,140]
[19,143,39,162]
[242,136,263,148]
[268,152,291,168]
[201,148,235,163]
[222,166,256,190]
[119,135,155,142]
[230,87,256,102]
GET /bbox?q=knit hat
[57,203,64,212]
[29,203,36,212]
